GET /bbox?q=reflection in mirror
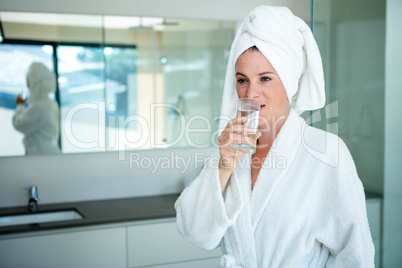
[0,12,236,157]
[12,61,60,155]
[0,43,56,156]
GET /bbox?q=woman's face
[235,49,290,130]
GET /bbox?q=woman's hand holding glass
[218,116,261,192]
[218,116,262,172]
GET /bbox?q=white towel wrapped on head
[219,6,325,131]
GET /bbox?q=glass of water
[233,98,260,154]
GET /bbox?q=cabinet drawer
[0,227,126,268]
[127,221,221,267]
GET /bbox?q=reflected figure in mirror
[12,62,60,155]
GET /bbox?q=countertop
[0,194,180,236]
[0,191,382,236]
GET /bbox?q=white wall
[383,0,402,266]
[0,0,310,22]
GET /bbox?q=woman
[174,6,374,268]
[13,62,60,155]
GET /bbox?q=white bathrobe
[175,5,374,267]
[13,62,60,155]
[13,99,60,155]
[175,109,375,267]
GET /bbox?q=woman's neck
[257,112,289,152]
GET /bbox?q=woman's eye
[237,78,246,84]
[261,76,270,82]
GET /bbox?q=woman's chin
[258,117,269,129]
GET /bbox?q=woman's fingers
[16,94,26,105]
[218,116,256,149]
[234,149,249,158]
[218,116,256,167]
[224,116,246,131]
[219,132,253,149]
[230,133,255,145]
[218,117,253,172]
[231,116,248,125]
[222,116,250,133]
[231,124,254,134]
[228,116,250,131]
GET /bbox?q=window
[58,45,137,153]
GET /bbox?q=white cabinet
[0,198,381,268]
[127,221,221,268]
[0,220,221,268]
[0,227,126,268]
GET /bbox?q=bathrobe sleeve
[175,154,244,251]
[12,103,48,135]
[317,140,375,267]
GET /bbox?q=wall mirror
[0,11,236,157]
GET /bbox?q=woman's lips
[260,104,266,109]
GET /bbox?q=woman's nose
[247,82,260,99]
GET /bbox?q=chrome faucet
[28,185,39,212]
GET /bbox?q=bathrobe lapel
[223,110,305,267]
[223,164,258,267]
[249,110,304,230]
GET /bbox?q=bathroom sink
[0,210,83,227]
